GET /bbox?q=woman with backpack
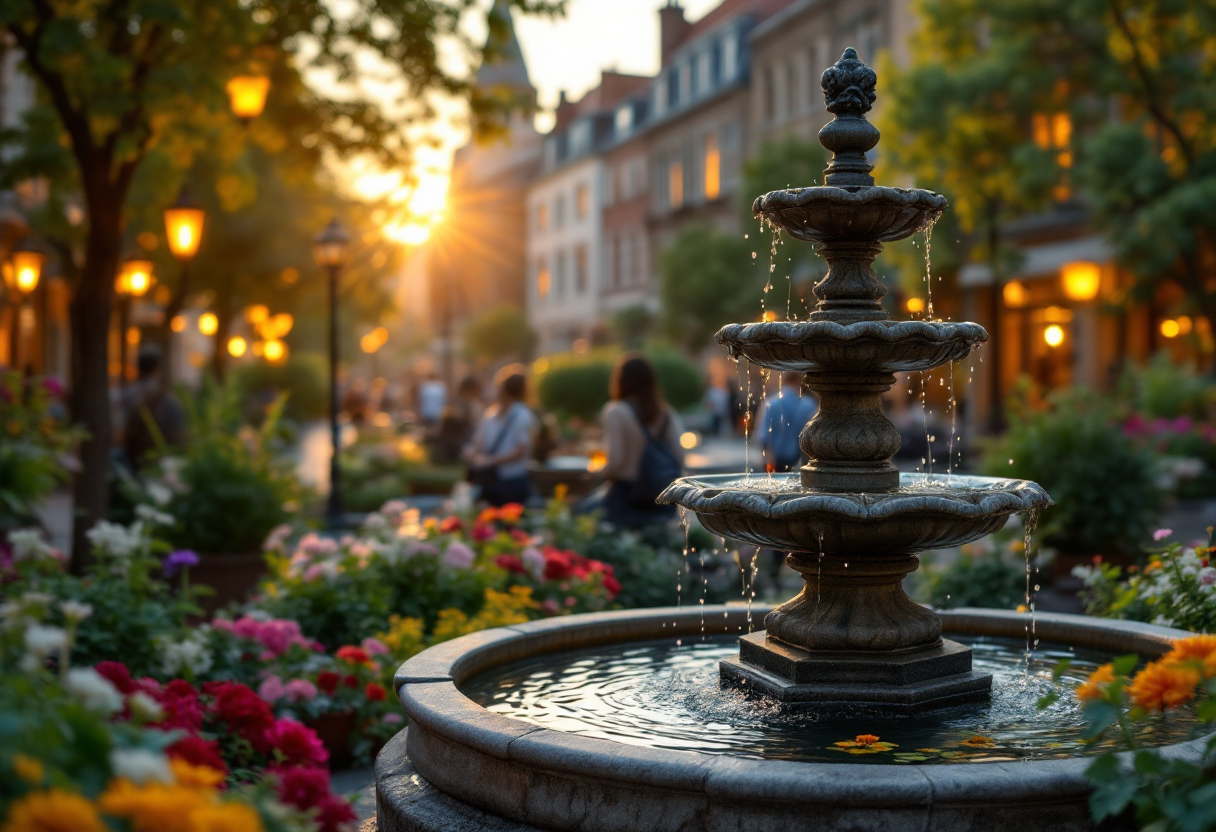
[464,372,536,507]
[599,354,685,528]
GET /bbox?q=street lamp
[1061,261,1101,303]
[162,187,205,383]
[4,241,45,369]
[313,218,351,528]
[116,255,155,383]
[226,75,271,123]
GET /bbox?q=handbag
[466,406,520,488]
[626,403,682,508]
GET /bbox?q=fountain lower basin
[380,606,1207,832]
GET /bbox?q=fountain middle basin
[381,606,1209,832]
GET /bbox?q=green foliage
[341,438,462,513]
[0,375,81,535]
[659,225,755,351]
[910,522,1034,610]
[983,390,1161,554]
[1117,353,1216,420]
[232,352,327,422]
[463,304,536,361]
[534,348,704,421]
[151,381,299,555]
[610,305,655,348]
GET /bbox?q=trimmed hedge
[535,347,703,422]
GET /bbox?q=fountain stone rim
[384,605,1210,832]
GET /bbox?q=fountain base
[721,632,992,714]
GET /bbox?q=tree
[463,304,535,361]
[0,0,562,569]
[881,0,1216,424]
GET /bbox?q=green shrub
[983,391,1161,555]
[535,348,704,421]
[1118,352,1216,419]
[464,304,536,360]
[0,374,81,535]
[233,352,327,421]
[909,522,1036,610]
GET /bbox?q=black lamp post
[312,218,351,529]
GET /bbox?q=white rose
[128,692,165,724]
[23,623,67,658]
[66,668,124,716]
[109,748,173,784]
[59,601,94,623]
[8,529,51,561]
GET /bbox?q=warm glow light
[9,249,44,295]
[704,134,720,200]
[572,338,589,355]
[262,313,293,339]
[1178,316,1193,335]
[313,218,351,268]
[118,259,154,297]
[679,431,699,450]
[164,188,205,260]
[244,304,269,325]
[906,297,925,314]
[1160,319,1181,339]
[761,310,778,322]
[263,339,287,362]
[226,75,270,120]
[1044,324,1065,347]
[125,327,140,346]
[170,315,187,333]
[1061,261,1101,302]
[384,222,431,245]
[227,336,248,357]
[532,357,549,374]
[1003,280,1027,307]
[360,328,387,354]
[198,312,218,336]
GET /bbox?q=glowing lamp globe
[313,219,351,268]
[226,76,271,121]
[9,248,45,295]
[227,336,248,357]
[118,258,154,297]
[1044,324,1065,347]
[199,312,219,336]
[1061,261,1100,302]
[164,187,205,260]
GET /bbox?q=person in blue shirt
[758,371,818,473]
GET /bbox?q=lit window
[575,245,588,293]
[615,105,633,137]
[1031,111,1072,199]
[537,203,549,232]
[669,160,684,210]
[704,134,720,200]
[576,184,589,219]
[537,259,550,298]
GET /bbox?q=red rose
[264,718,328,767]
[472,523,496,542]
[342,674,359,689]
[315,795,358,832]
[494,555,525,575]
[316,671,340,694]
[274,766,333,810]
[543,547,573,581]
[166,735,228,776]
[603,575,622,597]
[509,529,531,544]
[156,679,203,732]
[439,516,463,533]
[364,682,387,702]
[206,682,276,747]
[335,646,371,666]
[94,661,135,694]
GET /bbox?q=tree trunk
[69,202,123,572]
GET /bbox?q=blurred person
[758,371,817,473]
[704,374,730,437]
[341,377,369,426]
[464,371,535,507]
[599,353,684,528]
[433,375,483,464]
[418,371,447,428]
[121,349,185,468]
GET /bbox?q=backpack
[766,395,810,471]
[626,403,682,508]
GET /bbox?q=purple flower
[163,549,200,576]
[1153,529,1173,542]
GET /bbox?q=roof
[681,0,797,48]
[553,71,651,132]
[476,0,533,92]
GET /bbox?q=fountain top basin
[754,185,948,243]
[717,319,987,374]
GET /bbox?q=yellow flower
[1129,659,1200,712]
[189,802,263,832]
[99,780,210,832]
[1076,663,1116,702]
[2,790,106,832]
[12,753,46,783]
[169,758,226,790]
[378,614,426,660]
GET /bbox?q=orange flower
[476,507,499,525]
[1,790,106,832]
[854,734,880,745]
[498,503,525,522]
[960,735,995,748]
[1164,635,1216,666]
[1076,664,1116,702]
[1128,659,1200,712]
[169,758,225,790]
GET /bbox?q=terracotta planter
[305,710,356,769]
[188,552,268,615]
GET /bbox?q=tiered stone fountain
[378,51,1205,832]
[658,47,1050,713]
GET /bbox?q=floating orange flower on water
[960,735,996,748]
[1128,659,1200,712]
[1076,663,1116,702]
[854,734,880,745]
[830,734,897,753]
[1,789,106,832]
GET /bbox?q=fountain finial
[818,48,879,187]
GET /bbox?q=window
[668,159,684,210]
[574,245,588,293]
[555,193,566,228]
[569,120,591,157]
[679,63,691,102]
[704,134,720,200]
[576,183,590,219]
[536,258,550,298]
[722,34,737,80]
[697,51,711,95]
[555,250,567,298]
[615,104,633,137]
[1032,112,1072,199]
[536,202,549,232]
[667,72,679,109]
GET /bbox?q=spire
[476,0,533,92]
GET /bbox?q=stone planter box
[378,605,1206,832]
[189,552,267,614]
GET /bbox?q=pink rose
[285,679,318,702]
[361,637,390,657]
[258,675,287,703]
[442,541,475,569]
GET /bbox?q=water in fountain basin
[464,635,1207,764]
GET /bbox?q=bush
[1118,352,1216,420]
[983,391,1161,555]
[910,521,1038,610]
[233,352,327,422]
[0,374,80,535]
[464,304,536,361]
[535,348,704,421]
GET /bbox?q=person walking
[463,372,535,507]
[758,371,818,473]
[600,354,685,528]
